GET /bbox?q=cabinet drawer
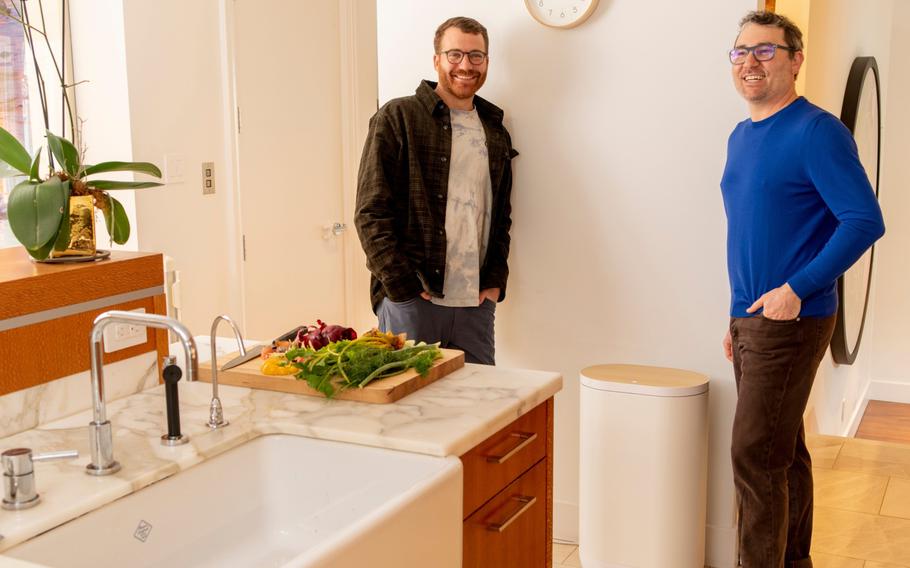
[463,459,547,568]
[461,401,547,518]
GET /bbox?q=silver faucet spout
[209,314,245,400]
[207,315,245,429]
[87,310,198,475]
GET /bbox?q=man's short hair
[434,17,489,53]
[739,11,804,57]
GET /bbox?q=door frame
[218,0,377,335]
[339,0,380,332]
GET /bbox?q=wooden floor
[857,401,910,445]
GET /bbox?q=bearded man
[355,16,517,364]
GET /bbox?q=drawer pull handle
[485,432,537,464]
[486,495,537,532]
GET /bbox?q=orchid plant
[0,0,162,260]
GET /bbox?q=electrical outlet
[202,161,215,195]
[102,308,148,353]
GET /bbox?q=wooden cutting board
[197,348,465,404]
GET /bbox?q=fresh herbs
[280,330,442,398]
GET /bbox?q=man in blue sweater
[721,11,884,567]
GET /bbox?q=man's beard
[438,69,486,100]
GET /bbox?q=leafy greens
[279,330,443,398]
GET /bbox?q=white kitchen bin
[579,364,709,568]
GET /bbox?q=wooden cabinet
[461,398,554,568]
[0,248,168,397]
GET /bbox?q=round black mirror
[831,56,881,365]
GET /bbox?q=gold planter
[50,195,96,259]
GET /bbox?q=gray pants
[377,297,496,365]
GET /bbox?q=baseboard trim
[705,523,738,568]
[554,499,578,543]
[845,381,872,437]
[867,379,910,405]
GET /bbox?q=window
[0,0,68,250]
[0,3,31,248]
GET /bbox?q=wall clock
[831,56,881,365]
[524,0,600,29]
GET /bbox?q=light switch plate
[202,161,215,195]
[102,308,148,353]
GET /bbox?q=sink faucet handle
[2,448,35,476]
[3,447,77,474]
[32,449,80,463]
[3,448,78,510]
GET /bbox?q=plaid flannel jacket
[355,80,518,312]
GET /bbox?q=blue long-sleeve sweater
[721,97,885,318]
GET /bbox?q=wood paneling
[0,249,167,396]
[0,248,164,320]
[856,401,910,445]
[0,295,166,396]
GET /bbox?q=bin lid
[580,364,709,397]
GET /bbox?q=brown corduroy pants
[729,314,836,568]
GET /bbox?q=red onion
[296,320,357,350]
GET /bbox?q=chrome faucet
[2,448,78,510]
[207,315,246,429]
[88,310,198,475]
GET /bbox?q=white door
[232,0,356,340]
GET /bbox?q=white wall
[70,0,377,339]
[69,0,138,252]
[120,0,243,335]
[69,0,241,335]
[868,1,910,404]
[378,1,751,565]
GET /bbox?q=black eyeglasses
[729,43,796,64]
[439,49,487,65]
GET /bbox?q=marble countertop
[0,340,561,552]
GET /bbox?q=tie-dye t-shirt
[431,108,493,307]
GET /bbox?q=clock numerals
[526,0,599,28]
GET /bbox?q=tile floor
[809,433,910,567]
[553,542,581,567]
[552,433,910,567]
